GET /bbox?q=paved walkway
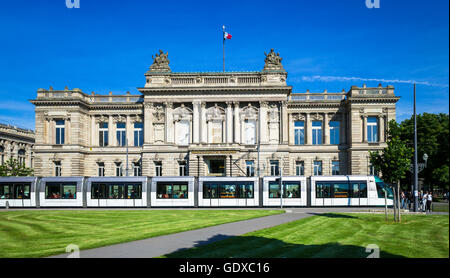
[49,207,371,258]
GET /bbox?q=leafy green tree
[370,120,414,222]
[398,113,449,191]
[0,158,34,176]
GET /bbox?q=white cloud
[297,75,448,88]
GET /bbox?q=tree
[370,120,414,222]
[0,158,34,176]
[398,113,449,191]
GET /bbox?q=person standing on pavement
[426,191,433,212]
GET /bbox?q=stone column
[144,103,154,144]
[288,113,294,145]
[65,118,70,144]
[233,102,240,144]
[324,113,329,144]
[165,102,174,144]
[44,118,50,144]
[226,102,233,144]
[281,101,288,144]
[109,115,115,146]
[200,102,207,144]
[306,113,312,145]
[363,115,368,142]
[341,112,347,145]
[193,101,200,144]
[50,119,55,145]
[259,101,268,144]
[127,115,133,146]
[379,115,385,142]
[91,116,96,146]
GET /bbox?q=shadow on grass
[306,213,359,219]
[164,233,405,258]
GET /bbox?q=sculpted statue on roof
[263,48,285,71]
[149,50,171,72]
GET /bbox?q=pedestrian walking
[401,191,406,209]
[422,191,428,212]
[426,191,433,212]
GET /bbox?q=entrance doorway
[206,158,226,176]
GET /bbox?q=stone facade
[0,123,35,168]
[30,50,399,177]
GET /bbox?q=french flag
[224,32,232,40]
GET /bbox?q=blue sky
[0,0,448,130]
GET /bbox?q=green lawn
[433,202,449,213]
[0,209,282,258]
[164,213,449,258]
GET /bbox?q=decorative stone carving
[292,113,305,121]
[311,113,322,121]
[153,105,165,123]
[263,49,285,71]
[206,104,225,122]
[173,104,192,122]
[131,115,143,123]
[95,115,109,124]
[240,104,258,120]
[149,50,171,72]
[113,115,126,123]
[268,105,279,122]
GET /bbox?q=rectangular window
[55,120,65,145]
[204,181,255,199]
[179,161,187,176]
[99,122,109,147]
[295,161,304,176]
[367,117,378,143]
[0,183,31,199]
[134,122,144,147]
[270,160,279,176]
[155,161,162,176]
[116,122,126,147]
[156,182,188,199]
[313,161,322,176]
[203,183,218,199]
[91,183,142,199]
[115,162,123,177]
[329,121,340,145]
[246,160,255,177]
[332,161,340,175]
[98,162,105,176]
[45,182,77,199]
[54,161,62,176]
[133,162,141,176]
[269,181,301,198]
[312,121,322,145]
[176,120,190,145]
[244,119,256,145]
[316,182,332,198]
[333,182,349,198]
[351,182,368,198]
[294,121,305,145]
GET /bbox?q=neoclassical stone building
[30,49,399,177]
[0,123,35,168]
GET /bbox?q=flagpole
[222,25,225,72]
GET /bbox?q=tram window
[108,184,124,199]
[91,184,106,199]
[269,181,301,198]
[62,185,76,199]
[46,183,77,199]
[284,181,300,198]
[359,182,367,198]
[46,183,61,199]
[351,182,360,198]
[237,182,254,198]
[316,183,332,198]
[333,183,349,198]
[203,183,218,199]
[0,184,12,199]
[126,184,141,199]
[23,185,30,199]
[219,183,236,198]
[157,182,188,199]
[376,182,394,199]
